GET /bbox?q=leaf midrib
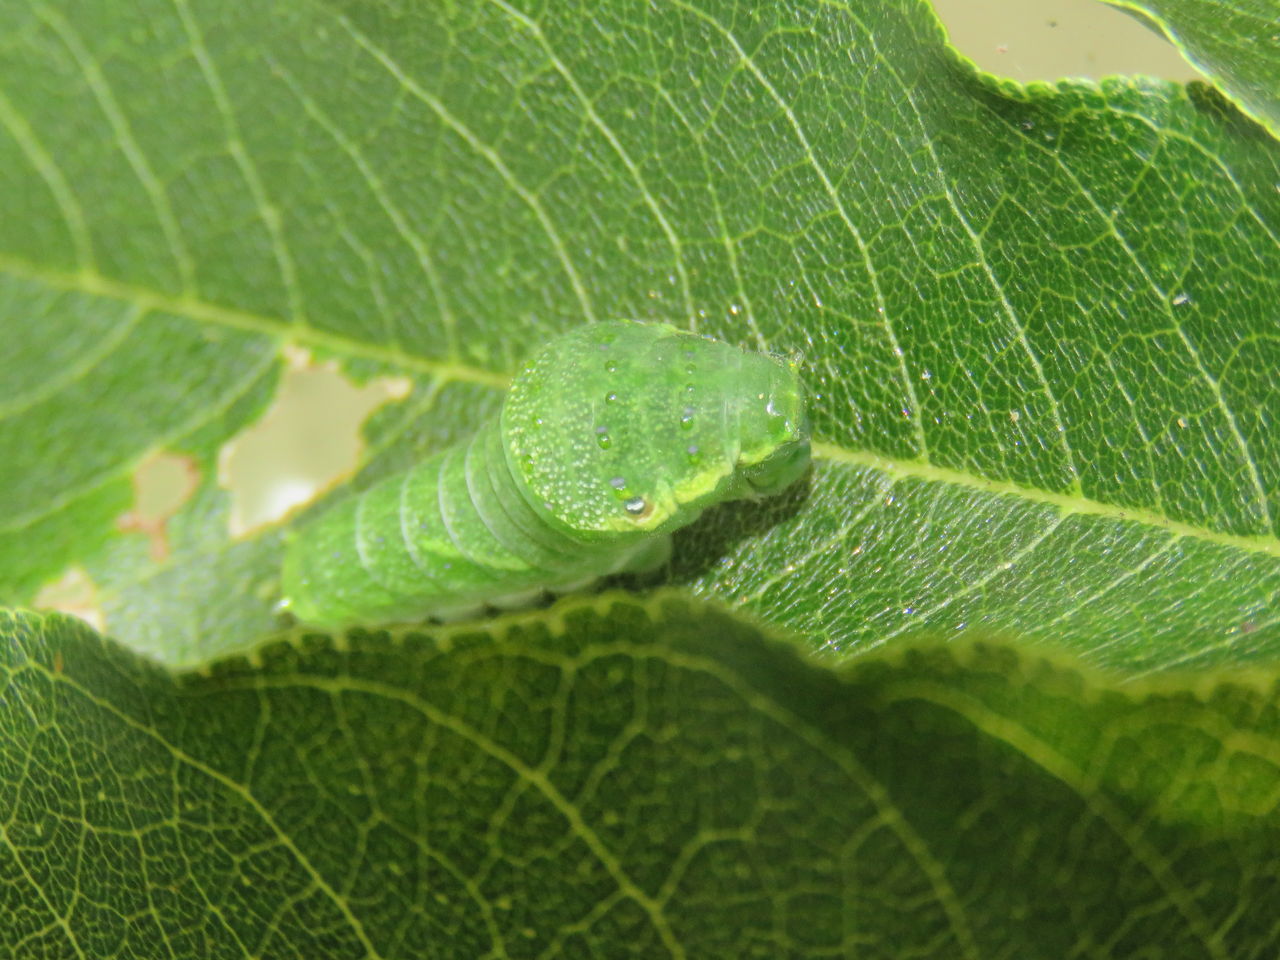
[815,442,1280,559]
[0,253,510,389]
[6,255,1275,558]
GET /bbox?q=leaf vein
[332,12,598,326]
[172,0,305,324]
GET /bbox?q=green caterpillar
[280,320,810,627]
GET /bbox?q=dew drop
[684,383,695,394]
[680,405,695,429]
[605,391,619,404]
[686,444,699,460]
[604,359,618,373]
[609,476,626,489]
[624,496,647,515]
[685,364,696,375]
[595,425,612,449]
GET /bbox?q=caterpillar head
[501,320,810,541]
[731,350,810,498]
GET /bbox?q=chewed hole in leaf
[928,0,1195,82]
[219,350,410,536]
[114,452,200,562]
[33,566,104,634]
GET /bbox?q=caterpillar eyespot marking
[279,320,811,627]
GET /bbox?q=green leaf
[3,0,1280,948]
[4,603,1279,957]
[1100,0,1280,139]
[8,0,1274,671]
[0,279,279,601]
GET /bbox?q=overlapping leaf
[4,603,1279,957]
[1102,0,1280,137]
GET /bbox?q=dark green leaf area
[4,602,1278,958]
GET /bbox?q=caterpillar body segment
[280,320,810,627]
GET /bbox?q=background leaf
[1101,0,1280,138]
[4,603,1280,957]
[4,0,1277,671]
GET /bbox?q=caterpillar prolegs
[280,320,810,627]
